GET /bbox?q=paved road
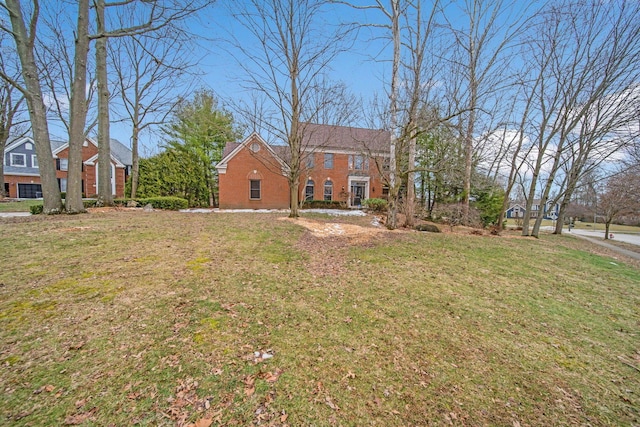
[567,228,640,246]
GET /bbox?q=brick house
[3,136,132,198]
[216,123,390,209]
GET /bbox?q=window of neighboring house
[57,158,68,171]
[305,179,314,200]
[32,155,38,168]
[382,185,389,197]
[25,142,33,150]
[250,180,261,200]
[10,153,26,167]
[306,155,314,169]
[349,154,368,170]
[324,153,333,169]
[58,178,67,192]
[324,180,333,201]
[382,157,390,171]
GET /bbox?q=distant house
[3,136,132,199]
[506,200,559,220]
[216,123,390,209]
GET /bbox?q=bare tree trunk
[95,0,113,206]
[386,0,400,230]
[405,127,416,227]
[5,0,62,213]
[65,0,90,213]
[130,121,140,198]
[0,84,25,200]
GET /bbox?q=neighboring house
[506,200,560,220]
[3,136,132,198]
[216,123,390,209]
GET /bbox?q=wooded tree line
[1,0,638,235]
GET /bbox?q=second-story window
[349,154,368,170]
[324,153,333,169]
[57,158,69,171]
[10,153,26,167]
[306,154,314,169]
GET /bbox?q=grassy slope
[0,212,638,426]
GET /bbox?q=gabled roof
[52,137,133,166]
[216,132,289,174]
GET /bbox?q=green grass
[0,199,42,212]
[574,220,640,233]
[0,211,638,426]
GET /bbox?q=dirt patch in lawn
[280,216,387,243]
[283,216,390,278]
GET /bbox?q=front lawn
[0,199,42,212]
[0,211,638,426]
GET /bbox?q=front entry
[350,181,366,207]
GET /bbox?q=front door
[351,181,366,207]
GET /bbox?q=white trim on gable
[84,153,126,168]
[216,132,289,176]
[4,136,35,154]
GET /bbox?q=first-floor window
[250,180,261,200]
[324,181,333,201]
[305,179,314,200]
[58,178,67,192]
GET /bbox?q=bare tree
[0,40,28,199]
[518,0,640,237]
[231,0,355,218]
[91,0,211,206]
[552,85,640,234]
[110,27,194,199]
[0,0,63,213]
[600,167,640,239]
[442,0,527,224]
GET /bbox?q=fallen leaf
[325,396,340,411]
[64,407,97,425]
[69,341,85,350]
[244,375,256,397]
[190,418,213,427]
[280,413,289,422]
[264,368,283,383]
[44,384,56,393]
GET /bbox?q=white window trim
[249,179,261,200]
[32,154,39,168]
[10,153,26,167]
